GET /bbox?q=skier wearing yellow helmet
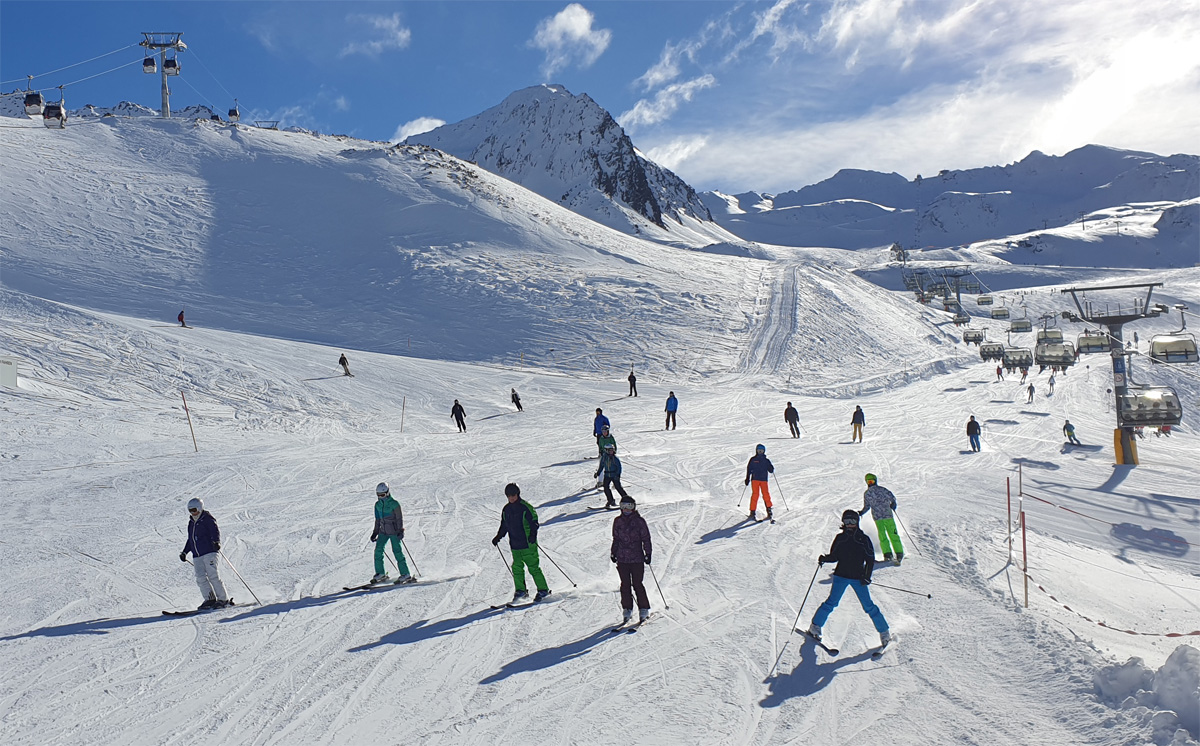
[858,473,903,566]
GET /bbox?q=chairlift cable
[0,43,141,87]
[185,48,237,104]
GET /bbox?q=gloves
[744,479,750,486]
[179,551,188,562]
[594,471,601,479]
[398,530,404,540]
[644,556,651,565]
[529,534,538,546]
[213,542,220,552]
[370,533,378,542]
[860,577,871,586]
[817,555,829,566]
[611,554,617,564]
[492,536,500,546]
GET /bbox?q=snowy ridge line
[1021,489,1194,547]
[1029,576,1200,638]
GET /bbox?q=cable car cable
[58,57,145,89]
[0,43,141,87]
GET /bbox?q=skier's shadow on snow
[543,458,593,469]
[539,488,598,509]
[696,519,760,544]
[761,639,878,707]
[985,419,1018,425]
[348,607,507,653]
[301,376,342,381]
[1010,457,1059,471]
[478,412,514,421]
[0,613,179,640]
[543,507,604,527]
[480,628,612,684]
[1060,443,1102,454]
[1019,410,1051,417]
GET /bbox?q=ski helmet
[841,509,860,525]
[376,482,390,497]
[605,443,616,452]
[755,444,766,453]
[187,497,203,512]
[864,473,877,484]
[620,496,636,510]
[504,483,521,497]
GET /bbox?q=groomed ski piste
[1,115,1199,745]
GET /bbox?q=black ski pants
[665,411,676,429]
[617,562,650,610]
[788,420,800,437]
[454,415,466,432]
[603,476,629,504]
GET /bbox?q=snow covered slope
[406,84,736,248]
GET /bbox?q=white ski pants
[193,551,229,601]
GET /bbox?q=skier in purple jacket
[610,496,652,625]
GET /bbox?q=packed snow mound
[406,84,733,248]
[701,146,1200,262]
[1094,646,1200,744]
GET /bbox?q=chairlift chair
[1037,329,1064,344]
[963,330,985,346]
[163,57,180,76]
[1149,335,1199,364]
[977,295,993,306]
[143,56,157,74]
[991,307,1010,319]
[953,312,970,325]
[962,281,981,294]
[23,90,45,116]
[1009,318,1032,333]
[1117,387,1183,427]
[42,101,66,129]
[1035,342,1077,367]
[1002,348,1034,368]
[980,343,1006,361]
[1076,331,1109,354]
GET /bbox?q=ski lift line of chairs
[963,330,985,346]
[1003,348,1034,369]
[980,343,1005,361]
[1035,341,1076,367]
[1077,330,1110,354]
[1036,329,1064,344]
[1009,319,1033,333]
[977,295,994,306]
[1118,387,1183,427]
[1149,335,1199,364]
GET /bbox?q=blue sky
[3,1,1199,193]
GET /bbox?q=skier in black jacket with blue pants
[806,509,891,647]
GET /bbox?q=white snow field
[2,115,1199,746]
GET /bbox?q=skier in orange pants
[744,444,775,521]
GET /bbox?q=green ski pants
[511,546,548,592]
[374,535,410,576]
[874,518,903,556]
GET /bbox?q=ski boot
[395,574,414,584]
[512,590,530,603]
[894,553,904,566]
[370,573,389,584]
[883,552,893,562]
[533,589,552,602]
[622,608,633,624]
[638,608,650,623]
[806,623,822,641]
[749,510,757,521]
[880,630,894,646]
[606,499,617,510]
[766,506,773,520]
[198,597,217,610]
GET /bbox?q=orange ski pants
[750,480,772,511]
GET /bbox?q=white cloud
[334,96,350,112]
[643,136,709,171]
[340,13,412,58]
[529,3,612,78]
[391,117,446,143]
[619,75,717,129]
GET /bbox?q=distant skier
[850,406,865,443]
[1026,383,1035,403]
[1048,375,1056,395]
[995,365,1004,382]
[628,369,638,397]
[511,388,522,412]
[1063,420,1081,445]
[784,402,801,438]
[966,415,981,452]
[1019,367,1028,384]
[806,509,891,649]
[180,498,231,610]
[596,443,631,508]
[664,391,678,430]
[491,483,550,604]
[177,309,188,328]
[744,444,774,521]
[339,353,353,377]
[593,408,611,456]
[611,495,652,626]
[369,482,411,584]
[452,399,467,432]
[858,474,903,565]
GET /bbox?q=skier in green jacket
[370,482,411,584]
[491,483,551,603]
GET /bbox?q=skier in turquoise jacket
[370,482,411,583]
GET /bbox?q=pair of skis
[801,629,892,659]
[610,614,653,634]
[162,600,235,617]
[343,576,418,592]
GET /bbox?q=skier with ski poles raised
[859,473,903,565]
[596,443,631,509]
[180,498,232,610]
[744,444,774,522]
[784,402,801,438]
[806,510,891,650]
[610,495,652,626]
[369,482,412,584]
[491,483,550,604]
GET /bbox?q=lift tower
[140,32,186,118]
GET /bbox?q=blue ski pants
[811,575,889,633]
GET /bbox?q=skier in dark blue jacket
[491,483,550,603]
[180,498,231,609]
[806,509,891,648]
[744,444,775,521]
[593,408,611,456]
[664,392,678,430]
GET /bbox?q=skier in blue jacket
[593,408,611,456]
[179,498,231,610]
[596,443,631,508]
[664,392,678,430]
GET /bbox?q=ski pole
[893,509,923,557]
[537,544,577,587]
[647,563,669,610]
[401,538,421,578]
[219,550,261,606]
[771,473,790,511]
[767,564,822,679]
[871,580,931,598]
[736,482,748,507]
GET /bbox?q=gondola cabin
[228,104,240,123]
[1149,334,1199,364]
[1076,331,1109,354]
[42,102,65,129]
[980,343,1006,361]
[1009,319,1032,333]
[1002,348,1034,368]
[1117,387,1183,427]
[163,57,180,76]
[23,91,44,116]
[991,307,1010,319]
[143,56,157,73]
